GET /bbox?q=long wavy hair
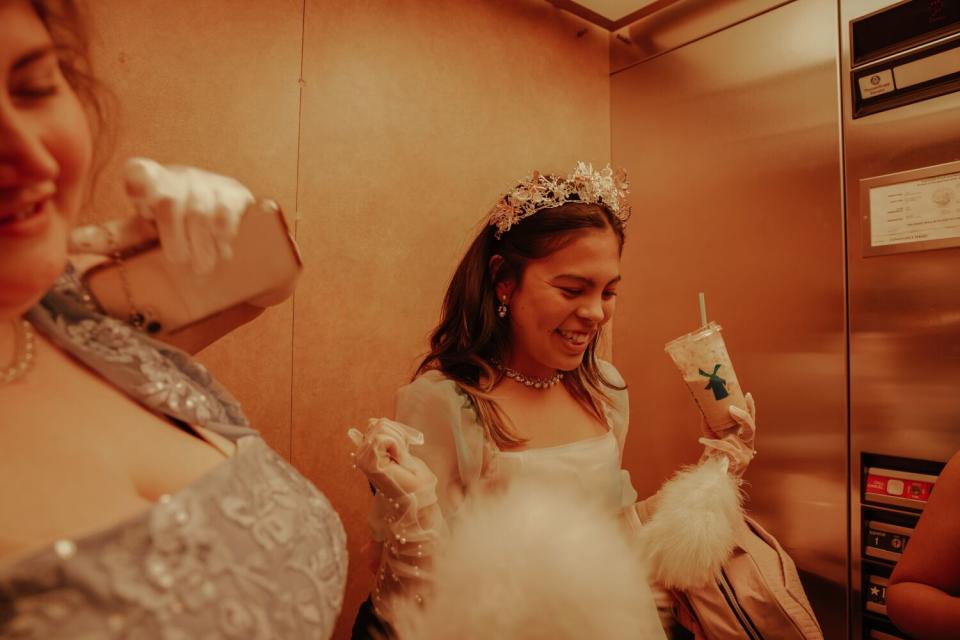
[417,200,627,449]
[30,0,112,196]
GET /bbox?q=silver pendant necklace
[495,361,563,389]
[2,319,35,385]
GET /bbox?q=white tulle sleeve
[366,463,443,623]
[363,371,486,625]
[394,371,486,517]
[596,360,640,512]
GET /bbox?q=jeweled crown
[487,162,631,239]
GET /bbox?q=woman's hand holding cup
[698,392,756,478]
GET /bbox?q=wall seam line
[290,0,307,462]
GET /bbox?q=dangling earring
[497,296,508,319]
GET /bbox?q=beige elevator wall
[86,2,610,637]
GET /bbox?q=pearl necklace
[2,319,35,385]
[495,361,563,389]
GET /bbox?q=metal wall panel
[841,2,960,638]
[610,1,848,637]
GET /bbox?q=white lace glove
[698,392,757,478]
[123,157,253,275]
[348,418,438,500]
[347,417,443,547]
[349,419,444,622]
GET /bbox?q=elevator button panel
[864,466,938,509]
[865,574,889,615]
[865,520,914,562]
[867,627,909,640]
[859,454,945,638]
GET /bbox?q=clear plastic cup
[664,321,746,434]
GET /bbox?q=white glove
[348,418,437,500]
[124,157,254,275]
[698,392,757,478]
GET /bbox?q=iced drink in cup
[664,321,745,435]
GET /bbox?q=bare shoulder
[936,451,960,496]
[918,450,960,535]
[890,449,960,590]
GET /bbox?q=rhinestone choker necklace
[495,361,563,390]
[2,319,35,385]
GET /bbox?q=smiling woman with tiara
[348,162,759,638]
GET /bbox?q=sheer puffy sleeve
[361,370,486,626]
[598,359,629,458]
[597,360,639,512]
[394,371,486,520]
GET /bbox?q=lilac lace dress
[0,269,348,639]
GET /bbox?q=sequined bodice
[0,269,347,638]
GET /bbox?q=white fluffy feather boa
[392,479,668,640]
[634,457,745,590]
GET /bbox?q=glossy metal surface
[610,1,848,637]
[841,2,960,638]
[610,0,793,73]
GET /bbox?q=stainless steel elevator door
[610,1,847,637]
[842,1,960,638]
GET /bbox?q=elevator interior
[605,1,960,638]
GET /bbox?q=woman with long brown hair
[350,163,758,638]
[0,1,346,636]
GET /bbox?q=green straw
[698,292,707,327]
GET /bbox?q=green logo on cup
[699,364,729,401]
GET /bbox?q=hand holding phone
[124,157,254,275]
[77,198,302,336]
